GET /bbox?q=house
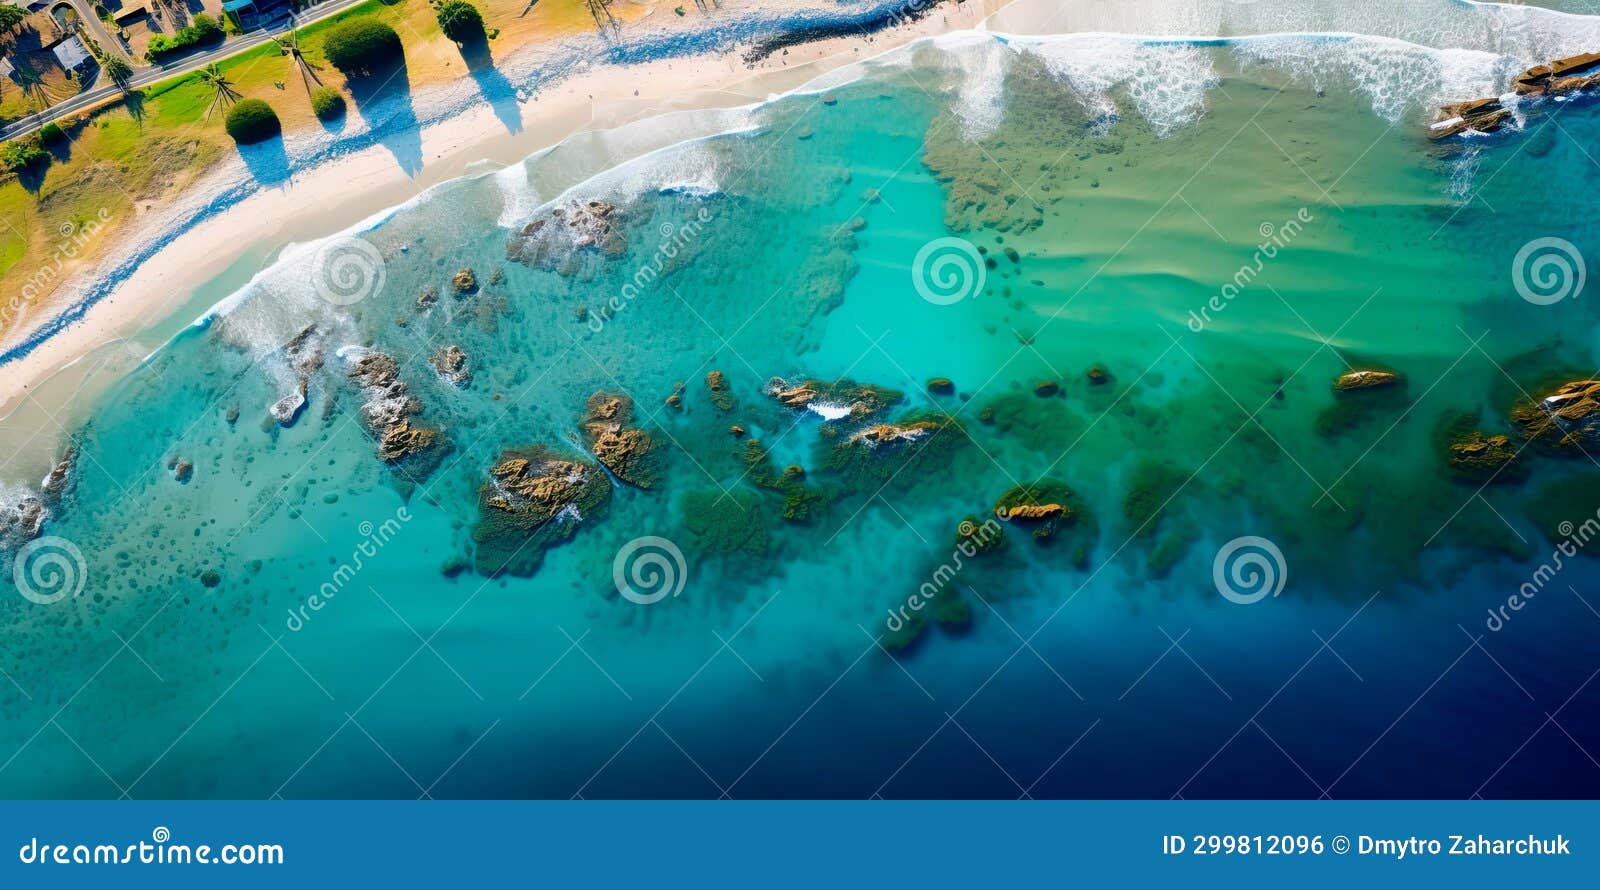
[0,56,12,80]
[50,34,91,70]
[221,0,289,31]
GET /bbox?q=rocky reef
[1448,430,1522,481]
[1512,379,1600,450]
[1430,52,1600,141]
[706,370,735,412]
[345,350,448,479]
[471,446,612,576]
[581,392,661,488]
[994,479,1077,540]
[505,200,626,273]
[430,345,471,387]
[742,439,824,521]
[765,377,902,422]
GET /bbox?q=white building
[51,35,91,70]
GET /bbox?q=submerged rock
[928,377,955,395]
[581,392,660,488]
[706,370,735,412]
[1033,380,1059,398]
[471,446,612,576]
[1512,379,1600,450]
[743,439,824,521]
[1448,431,1522,481]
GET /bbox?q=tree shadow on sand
[237,135,291,185]
[346,57,424,176]
[459,37,522,135]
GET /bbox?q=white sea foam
[1019,36,1220,137]
[807,402,852,422]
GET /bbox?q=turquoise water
[4,5,1600,798]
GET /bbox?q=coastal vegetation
[322,19,405,76]
[144,13,225,63]
[224,99,282,144]
[0,0,622,344]
[437,0,487,43]
[310,86,346,121]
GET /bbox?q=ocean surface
[2,0,1600,798]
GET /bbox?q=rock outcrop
[765,377,902,422]
[994,480,1078,540]
[1431,52,1600,141]
[1512,379,1600,450]
[1333,369,1402,392]
[270,381,308,427]
[472,445,613,576]
[430,345,471,386]
[345,350,447,472]
[505,200,626,272]
[581,392,660,488]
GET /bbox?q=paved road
[65,0,134,64]
[1,0,372,141]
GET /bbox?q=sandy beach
[0,0,1004,452]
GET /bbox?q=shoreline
[0,0,1004,440]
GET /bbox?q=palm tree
[101,56,134,92]
[197,64,241,120]
[584,0,619,41]
[274,28,322,93]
